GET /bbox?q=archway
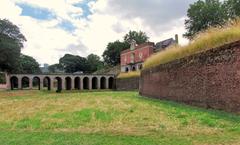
[132,66,136,71]
[43,77,51,90]
[108,77,114,89]
[33,77,40,90]
[138,64,143,70]
[10,76,18,90]
[55,77,62,91]
[100,77,106,89]
[65,77,72,90]
[125,67,129,72]
[83,77,89,90]
[92,77,98,89]
[74,77,80,90]
[21,77,30,89]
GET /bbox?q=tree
[59,54,88,73]
[0,19,26,72]
[224,0,240,19]
[86,54,104,73]
[16,54,41,74]
[48,64,63,73]
[102,40,130,66]
[184,0,227,39]
[124,30,149,44]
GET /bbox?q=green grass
[0,90,239,145]
[144,19,240,70]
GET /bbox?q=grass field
[0,90,240,145]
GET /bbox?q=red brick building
[121,35,178,72]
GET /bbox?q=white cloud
[0,0,195,65]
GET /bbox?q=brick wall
[140,40,240,113]
[116,77,139,91]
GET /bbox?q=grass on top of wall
[117,71,140,79]
[143,19,240,70]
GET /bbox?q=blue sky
[16,0,96,32]
[0,0,195,65]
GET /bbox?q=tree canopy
[124,30,149,45]
[224,0,240,19]
[102,40,129,66]
[86,54,104,73]
[184,0,240,39]
[59,54,88,73]
[0,19,26,72]
[184,0,227,39]
[16,54,41,74]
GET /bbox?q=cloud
[0,0,197,65]
[106,0,197,33]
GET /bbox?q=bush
[144,19,240,70]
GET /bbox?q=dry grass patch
[117,71,140,79]
[144,20,240,70]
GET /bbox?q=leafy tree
[0,19,26,72]
[184,0,227,39]
[124,30,149,44]
[59,54,88,73]
[224,0,240,19]
[102,40,129,66]
[16,54,41,74]
[86,54,104,73]
[48,64,64,73]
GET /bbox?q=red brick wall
[140,41,240,113]
[121,43,154,66]
[116,77,139,91]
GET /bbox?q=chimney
[175,34,179,44]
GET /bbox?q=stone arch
[139,64,143,70]
[43,76,51,90]
[125,67,129,72]
[108,77,114,89]
[92,77,98,89]
[33,76,40,90]
[74,77,80,90]
[65,77,72,90]
[100,77,106,89]
[55,77,62,91]
[132,66,136,71]
[83,77,89,90]
[21,76,30,89]
[10,76,18,90]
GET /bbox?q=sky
[0,0,197,65]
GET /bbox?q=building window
[131,53,135,63]
[139,53,143,59]
[139,64,143,70]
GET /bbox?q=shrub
[143,19,240,70]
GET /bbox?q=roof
[155,38,176,51]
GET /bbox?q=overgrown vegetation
[144,20,240,70]
[0,90,239,144]
[0,72,5,83]
[117,71,140,79]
